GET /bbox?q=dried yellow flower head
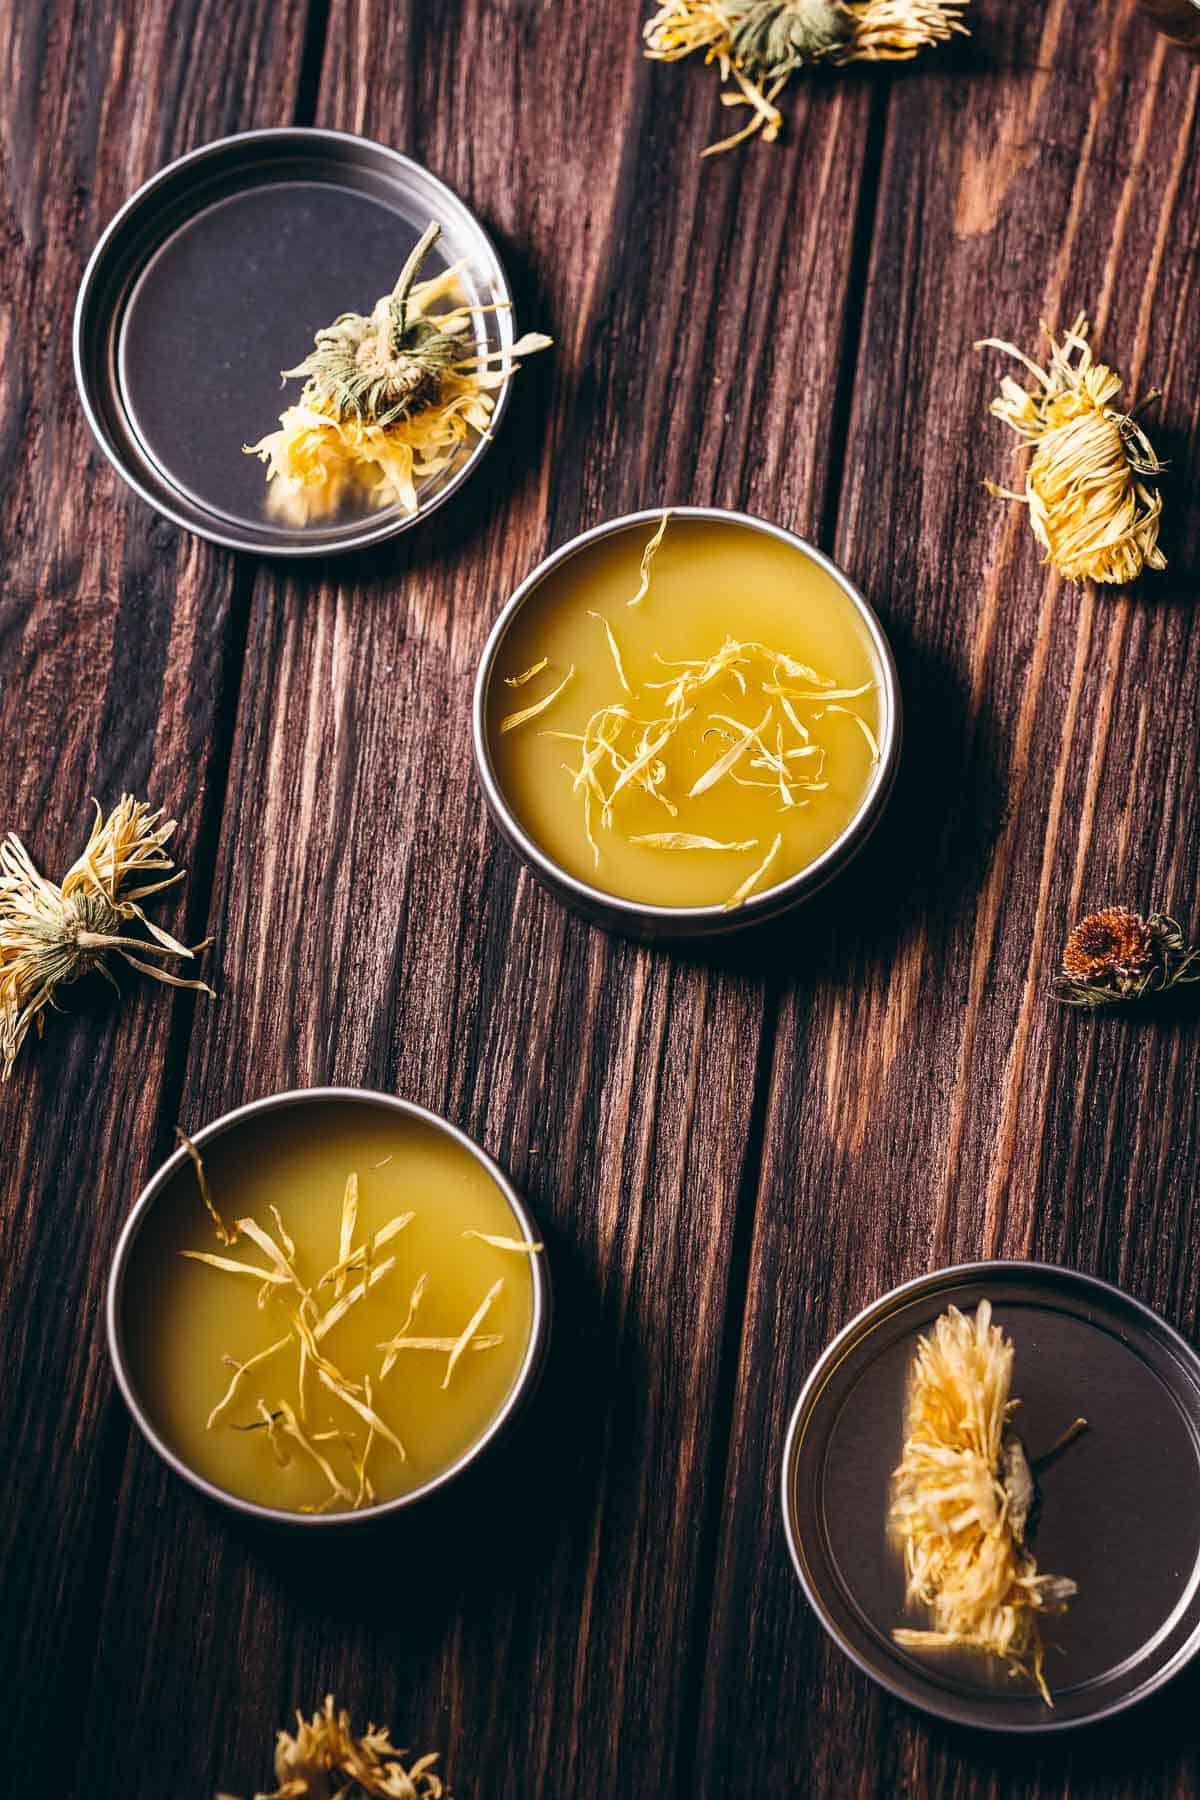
[976,315,1166,584]
[1056,907,1200,1009]
[216,1695,444,1800]
[643,0,968,155]
[245,221,551,523]
[889,1301,1081,1704]
[0,796,212,1080]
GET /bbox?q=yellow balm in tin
[120,1097,541,1515]
[486,513,887,911]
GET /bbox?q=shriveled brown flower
[1056,907,1200,1009]
[1062,907,1152,985]
[216,1695,444,1800]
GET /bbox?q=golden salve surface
[488,517,885,909]
[125,1102,536,1513]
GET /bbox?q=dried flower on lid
[246,221,551,522]
[0,796,212,1080]
[1056,907,1200,1009]
[643,0,968,156]
[976,315,1166,584]
[216,1694,444,1800]
[889,1301,1085,1704]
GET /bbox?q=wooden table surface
[4,1,1200,1794]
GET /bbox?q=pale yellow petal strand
[461,1230,545,1252]
[176,1130,234,1245]
[499,666,576,734]
[314,1256,397,1342]
[630,834,760,852]
[276,1399,353,1503]
[335,1172,359,1299]
[180,1250,288,1283]
[724,833,783,910]
[588,612,634,694]
[206,1336,291,1431]
[316,1366,406,1461]
[626,510,670,606]
[504,657,550,688]
[817,704,882,762]
[442,1280,505,1389]
[689,708,772,797]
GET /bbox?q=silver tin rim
[471,508,901,939]
[73,127,516,557]
[779,1259,1200,1733]
[107,1087,550,1526]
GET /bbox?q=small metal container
[107,1088,550,1526]
[781,1260,1200,1730]
[75,128,519,555]
[472,508,901,940]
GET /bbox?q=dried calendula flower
[246,220,551,523]
[976,315,1166,584]
[643,0,968,156]
[216,1694,445,1800]
[1056,907,1200,1009]
[889,1301,1084,1704]
[0,796,212,1080]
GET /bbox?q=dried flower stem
[643,0,968,155]
[1055,907,1200,1009]
[0,796,212,1080]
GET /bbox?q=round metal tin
[781,1261,1200,1730]
[75,128,518,555]
[471,508,901,942]
[107,1088,550,1526]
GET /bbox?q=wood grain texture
[0,0,307,1792]
[69,6,883,1798]
[6,0,1200,1796]
[695,3,1200,1795]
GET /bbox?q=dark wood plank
[695,3,1200,1794]
[0,1,308,1790]
[71,6,886,1797]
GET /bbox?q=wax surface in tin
[488,518,884,909]
[124,1101,536,1512]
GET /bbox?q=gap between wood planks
[667,76,895,1800]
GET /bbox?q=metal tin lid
[781,1261,1200,1731]
[74,128,517,555]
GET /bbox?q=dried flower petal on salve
[461,1230,545,1251]
[443,1280,504,1389]
[499,665,576,733]
[245,219,551,523]
[216,1694,444,1800]
[643,0,967,156]
[626,509,670,606]
[0,796,212,1080]
[889,1300,1081,1703]
[178,1130,236,1245]
[976,315,1165,584]
[630,834,760,852]
[1055,907,1200,1009]
[528,520,880,908]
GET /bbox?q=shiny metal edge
[73,127,515,557]
[471,507,902,941]
[106,1086,550,1527]
[779,1258,1200,1733]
